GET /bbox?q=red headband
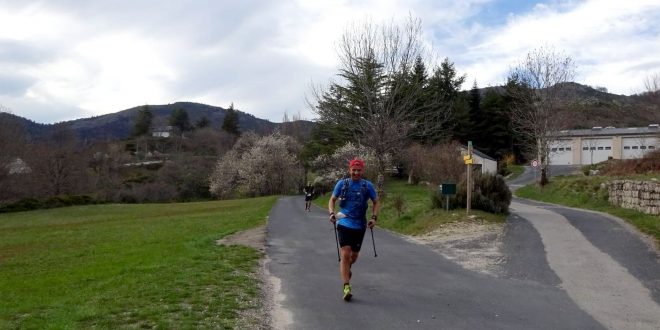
[349,158,365,169]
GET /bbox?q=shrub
[0,198,41,213]
[391,194,406,218]
[498,163,511,176]
[431,173,511,214]
[0,195,98,213]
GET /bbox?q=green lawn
[515,175,660,243]
[316,178,505,236]
[0,197,277,329]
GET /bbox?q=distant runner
[328,158,379,301]
[303,183,314,212]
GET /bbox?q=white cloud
[459,0,660,93]
[0,0,658,124]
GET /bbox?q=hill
[477,82,658,128]
[2,102,314,142]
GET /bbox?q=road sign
[465,159,473,165]
[463,155,472,161]
[531,159,539,167]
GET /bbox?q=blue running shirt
[332,179,378,229]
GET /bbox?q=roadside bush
[0,198,41,213]
[600,150,660,175]
[431,173,511,214]
[498,163,511,177]
[0,195,98,213]
[407,142,463,185]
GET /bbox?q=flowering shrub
[209,132,303,198]
[310,142,385,189]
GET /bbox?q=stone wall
[607,180,660,215]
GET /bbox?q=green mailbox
[439,183,456,212]
[441,183,456,195]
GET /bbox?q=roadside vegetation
[315,178,506,236]
[505,164,525,180]
[515,157,660,243]
[0,197,277,329]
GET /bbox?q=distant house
[549,124,659,165]
[459,146,497,174]
[152,126,174,138]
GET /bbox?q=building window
[597,147,604,150]
[632,146,639,149]
[624,146,630,150]
[583,147,589,150]
[566,147,572,151]
[650,146,656,150]
[551,148,557,152]
[605,146,611,150]
[590,147,596,150]
[640,146,647,150]
[558,148,564,151]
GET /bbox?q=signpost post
[466,141,473,215]
[439,183,456,212]
[531,159,539,182]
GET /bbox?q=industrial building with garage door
[548,124,659,165]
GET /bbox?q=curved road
[265,168,660,329]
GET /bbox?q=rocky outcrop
[607,180,660,215]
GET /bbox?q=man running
[303,183,314,212]
[328,158,379,301]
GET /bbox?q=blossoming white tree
[209,132,303,198]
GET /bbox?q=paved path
[510,200,660,330]
[266,196,604,329]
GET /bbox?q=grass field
[515,175,660,243]
[315,178,506,235]
[0,197,277,329]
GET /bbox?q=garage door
[549,140,573,165]
[622,136,658,159]
[581,138,612,164]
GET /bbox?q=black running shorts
[336,225,366,252]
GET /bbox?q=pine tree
[222,103,240,136]
[468,80,484,146]
[169,108,191,134]
[427,58,466,142]
[132,105,153,137]
[196,116,210,129]
[480,90,513,159]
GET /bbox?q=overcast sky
[1,0,659,124]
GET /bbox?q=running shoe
[343,284,352,301]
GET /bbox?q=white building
[459,146,497,174]
[152,126,174,138]
[549,124,659,165]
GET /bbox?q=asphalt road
[266,168,660,329]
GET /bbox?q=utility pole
[465,141,473,215]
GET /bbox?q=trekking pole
[333,223,341,262]
[370,227,378,257]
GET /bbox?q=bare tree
[643,72,660,93]
[0,106,29,201]
[309,17,453,193]
[507,47,577,185]
[642,72,660,126]
[28,124,88,196]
